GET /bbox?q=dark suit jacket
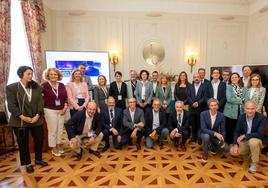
[144,108,167,136]
[109,81,127,109]
[187,83,206,113]
[122,107,144,133]
[233,112,266,144]
[206,81,226,112]
[65,110,103,140]
[101,106,122,133]
[264,84,268,115]
[6,82,44,127]
[200,110,226,138]
[168,110,190,133]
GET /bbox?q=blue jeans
[200,133,229,157]
[145,128,169,148]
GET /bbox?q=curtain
[21,0,46,83]
[0,0,11,113]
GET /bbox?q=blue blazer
[200,110,226,138]
[233,112,266,144]
[187,83,206,113]
[206,81,226,112]
[100,106,122,133]
[135,81,153,105]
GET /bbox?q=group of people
[6,64,268,174]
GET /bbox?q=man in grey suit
[125,70,139,99]
[78,63,94,98]
[121,97,145,150]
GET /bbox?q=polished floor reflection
[0,141,268,188]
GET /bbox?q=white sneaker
[248,162,257,173]
[52,149,61,157]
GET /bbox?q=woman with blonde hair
[247,73,266,113]
[42,68,68,156]
[66,69,89,117]
[93,75,109,112]
[156,75,172,114]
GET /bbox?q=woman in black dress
[174,71,190,110]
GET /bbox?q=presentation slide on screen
[45,51,110,85]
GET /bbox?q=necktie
[110,109,114,127]
[177,113,182,127]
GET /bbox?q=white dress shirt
[152,110,160,130]
[212,80,220,99]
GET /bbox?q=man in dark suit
[261,84,268,156]
[144,98,169,149]
[168,100,190,151]
[187,73,206,142]
[151,71,159,99]
[241,65,252,88]
[122,97,145,150]
[230,101,266,173]
[198,68,210,85]
[65,102,103,158]
[206,68,226,112]
[200,98,228,163]
[101,97,122,152]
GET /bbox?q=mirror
[143,42,165,66]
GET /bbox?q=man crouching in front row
[65,102,103,159]
[230,101,266,174]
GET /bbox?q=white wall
[247,10,268,65]
[41,9,249,80]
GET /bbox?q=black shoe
[101,146,109,153]
[26,165,34,173]
[181,144,186,151]
[89,149,101,157]
[136,143,141,151]
[114,144,122,150]
[35,160,48,167]
[76,148,83,160]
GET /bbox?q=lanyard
[48,81,59,98]
[20,81,32,102]
[117,82,121,93]
[100,86,108,98]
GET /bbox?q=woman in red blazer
[66,69,89,117]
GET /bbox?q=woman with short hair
[42,68,68,156]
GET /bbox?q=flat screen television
[45,51,110,85]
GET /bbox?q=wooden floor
[0,140,268,188]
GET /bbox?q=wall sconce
[185,49,198,73]
[109,51,119,72]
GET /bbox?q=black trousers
[190,113,200,141]
[13,125,43,166]
[102,128,120,148]
[225,117,237,144]
[170,130,189,144]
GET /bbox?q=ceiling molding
[43,0,250,16]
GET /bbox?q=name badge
[55,99,61,106]
[118,95,122,100]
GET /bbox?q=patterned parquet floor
[0,140,268,188]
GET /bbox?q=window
[8,0,32,84]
